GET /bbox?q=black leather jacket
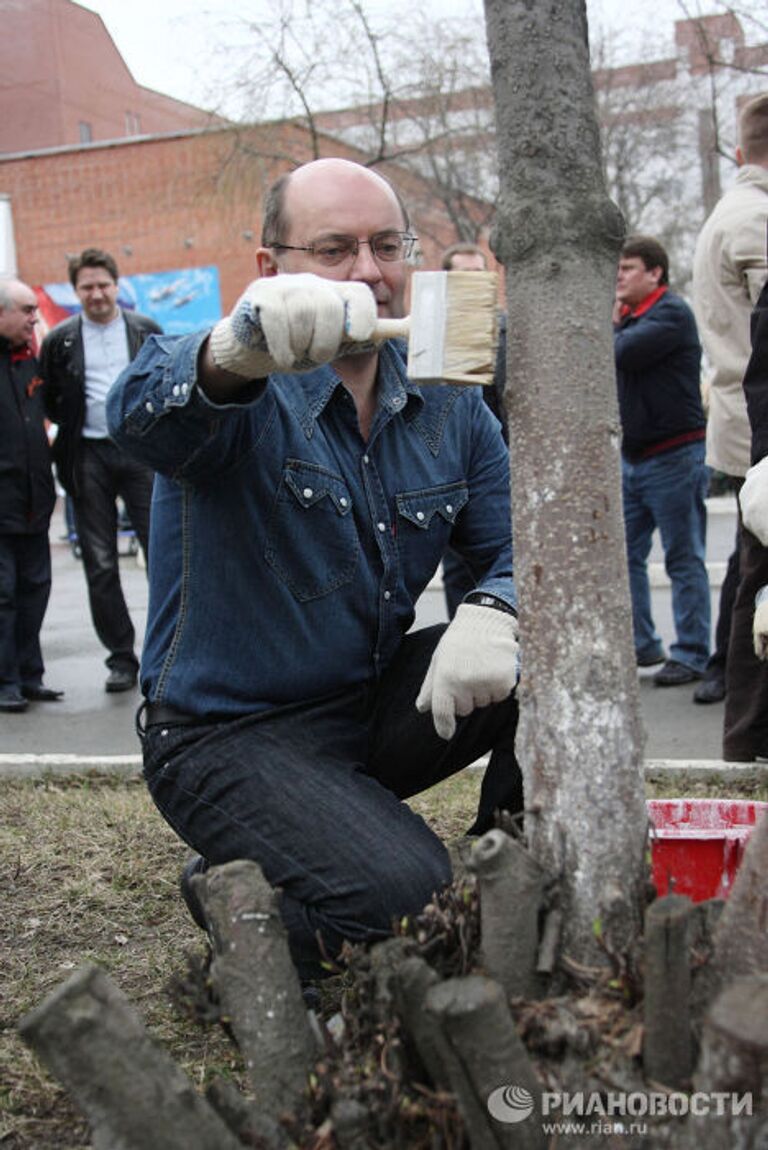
[744,278,768,466]
[40,309,161,495]
[0,337,55,533]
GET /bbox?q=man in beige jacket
[692,93,768,719]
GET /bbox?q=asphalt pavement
[0,495,743,773]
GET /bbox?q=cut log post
[467,828,548,999]
[683,975,768,1150]
[425,974,545,1150]
[712,809,768,987]
[17,963,242,1150]
[205,1077,291,1149]
[331,1097,373,1150]
[391,954,452,1090]
[194,859,316,1123]
[643,893,694,1090]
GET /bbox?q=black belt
[143,701,203,728]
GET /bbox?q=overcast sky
[76,0,693,111]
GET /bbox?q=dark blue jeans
[622,442,710,673]
[139,625,521,978]
[0,532,51,692]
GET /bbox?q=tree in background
[203,0,768,287]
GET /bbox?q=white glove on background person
[739,456,768,546]
[754,587,768,660]
[416,603,519,740]
[209,274,378,378]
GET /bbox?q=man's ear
[735,145,745,167]
[256,247,280,278]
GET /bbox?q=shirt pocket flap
[396,482,469,529]
[284,463,353,516]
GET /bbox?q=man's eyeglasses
[267,231,418,267]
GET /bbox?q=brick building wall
[0,0,222,155]
[1,124,464,312]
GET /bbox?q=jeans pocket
[265,459,358,601]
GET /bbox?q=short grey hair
[0,277,17,309]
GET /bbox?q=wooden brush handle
[371,316,411,341]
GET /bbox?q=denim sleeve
[452,393,517,612]
[106,331,267,479]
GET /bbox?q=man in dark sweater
[613,235,710,687]
[0,277,61,712]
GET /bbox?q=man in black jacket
[726,279,768,758]
[0,277,61,713]
[40,249,161,693]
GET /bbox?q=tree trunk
[712,808,768,987]
[482,0,647,968]
[17,963,243,1150]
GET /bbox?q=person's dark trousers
[139,624,522,980]
[701,476,742,684]
[0,532,51,691]
[72,438,153,673]
[441,548,477,620]
[723,524,768,760]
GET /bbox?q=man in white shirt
[40,249,162,692]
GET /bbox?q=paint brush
[373,270,500,386]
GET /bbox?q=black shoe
[21,684,64,702]
[693,675,726,704]
[0,690,28,713]
[105,667,138,693]
[654,659,702,687]
[180,856,209,930]
[637,651,666,667]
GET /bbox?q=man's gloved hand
[754,587,768,660]
[209,274,378,378]
[739,456,768,545]
[416,603,519,740]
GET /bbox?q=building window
[78,121,93,143]
[125,112,141,135]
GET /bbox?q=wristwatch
[464,592,518,617]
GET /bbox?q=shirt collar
[274,340,424,438]
[0,335,33,361]
[620,283,668,320]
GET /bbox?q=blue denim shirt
[106,332,515,717]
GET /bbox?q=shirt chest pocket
[396,482,469,532]
[395,481,469,585]
[265,460,358,602]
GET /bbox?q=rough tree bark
[711,807,768,988]
[193,859,316,1123]
[482,0,648,968]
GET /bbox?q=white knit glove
[416,603,519,740]
[754,588,768,660]
[208,274,378,378]
[739,456,768,546]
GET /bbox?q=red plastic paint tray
[647,798,768,902]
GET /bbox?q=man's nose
[349,244,382,280]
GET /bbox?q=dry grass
[1,767,765,1148]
